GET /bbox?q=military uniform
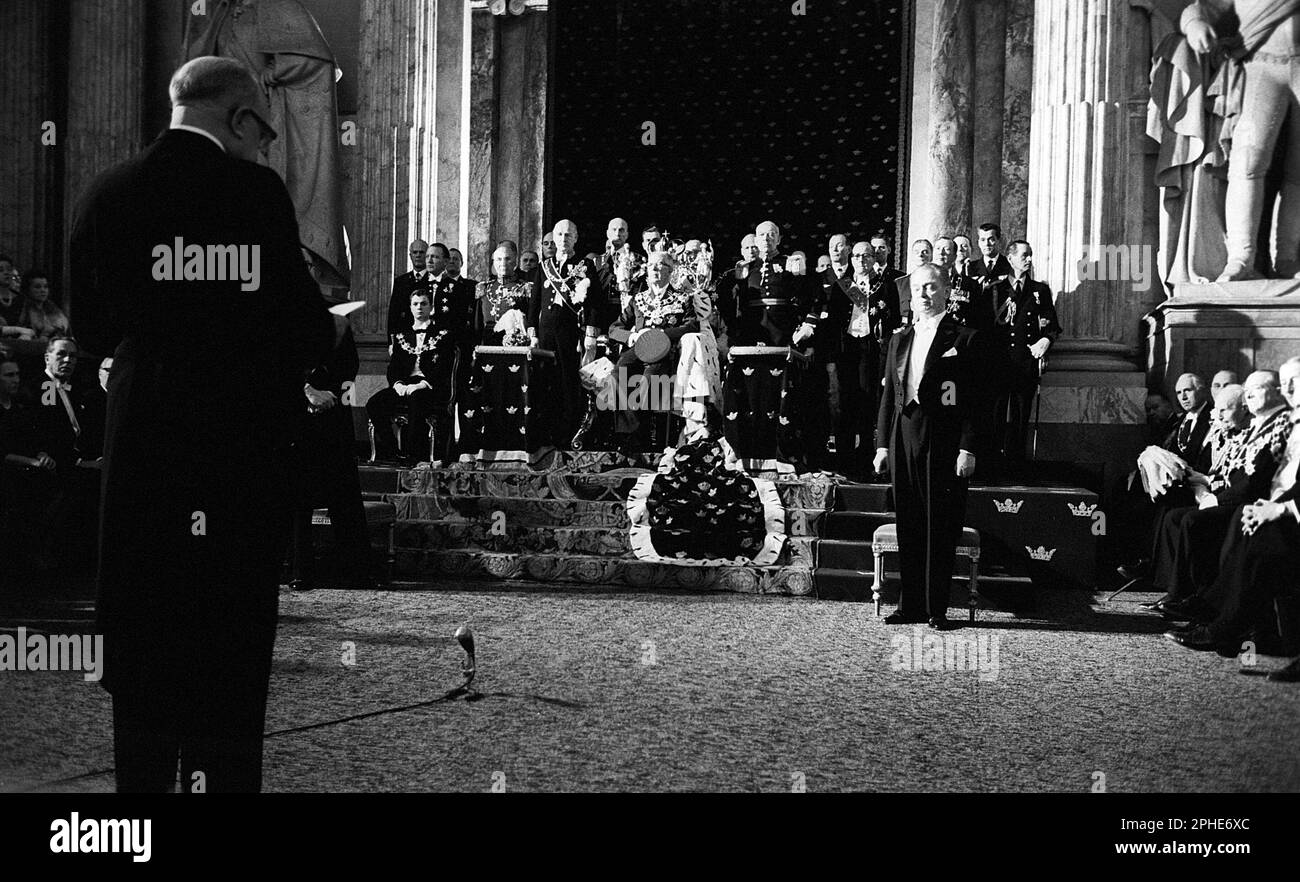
[992,275,1061,460]
[723,256,819,346]
[944,267,995,331]
[529,254,600,446]
[608,282,700,443]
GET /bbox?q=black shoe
[1138,593,1173,611]
[1267,658,1300,683]
[884,611,926,625]
[928,616,957,632]
[1164,624,1234,654]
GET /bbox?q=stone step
[821,510,895,540]
[360,464,837,511]
[389,494,828,537]
[815,538,875,571]
[835,482,891,513]
[394,521,815,567]
[811,567,877,602]
[398,549,815,595]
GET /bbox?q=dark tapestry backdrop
[551,0,911,264]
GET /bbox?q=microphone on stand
[454,624,476,690]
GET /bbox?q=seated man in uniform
[366,289,460,465]
[607,250,700,451]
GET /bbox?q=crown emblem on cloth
[994,498,1024,514]
[1068,501,1097,517]
[1025,545,1057,562]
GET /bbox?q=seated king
[607,250,699,449]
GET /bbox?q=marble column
[434,0,465,250]
[353,0,435,342]
[1000,0,1033,239]
[926,0,975,239]
[1027,0,1159,372]
[970,0,1007,233]
[464,6,499,279]
[1025,0,1163,471]
[0,0,55,273]
[63,0,146,315]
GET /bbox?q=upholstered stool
[870,523,982,621]
[308,500,397,585]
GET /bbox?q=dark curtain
[552,0,909,261]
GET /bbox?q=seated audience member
[1209,369,1238,399]
[815,254,832,274]
[4,340,94,572]
[1147,373,1291,610]
[0,256,28,335]
[367,289,460,465]
[0,353,54,570]
[1149,379,1289,608]
[31,335,88,473]
[19,272,71,340]
[608,250,699,451]
[1166,360,1300,681]
[1117,373,1213,576]
[0,351,55,474]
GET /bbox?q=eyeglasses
[230,105,277,152]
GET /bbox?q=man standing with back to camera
[71,57,343,792]
[874,264,989,630]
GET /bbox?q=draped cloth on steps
[626,435,785,566]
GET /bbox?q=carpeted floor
[3,582,1298,792]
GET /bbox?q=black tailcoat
[70,129,336,791]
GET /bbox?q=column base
[1032,371,1147,480]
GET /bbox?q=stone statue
[1180,0,1300,281]
[185,0,350,290]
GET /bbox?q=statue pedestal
[1145,279,1300,396]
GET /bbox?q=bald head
[552,220,577,257]
[755,222,780,259]
[1242,370,1282,416]
[910,263,950,318]
[1212,383,1249,432]
[169,56,275,162]
[606,218,628,249]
